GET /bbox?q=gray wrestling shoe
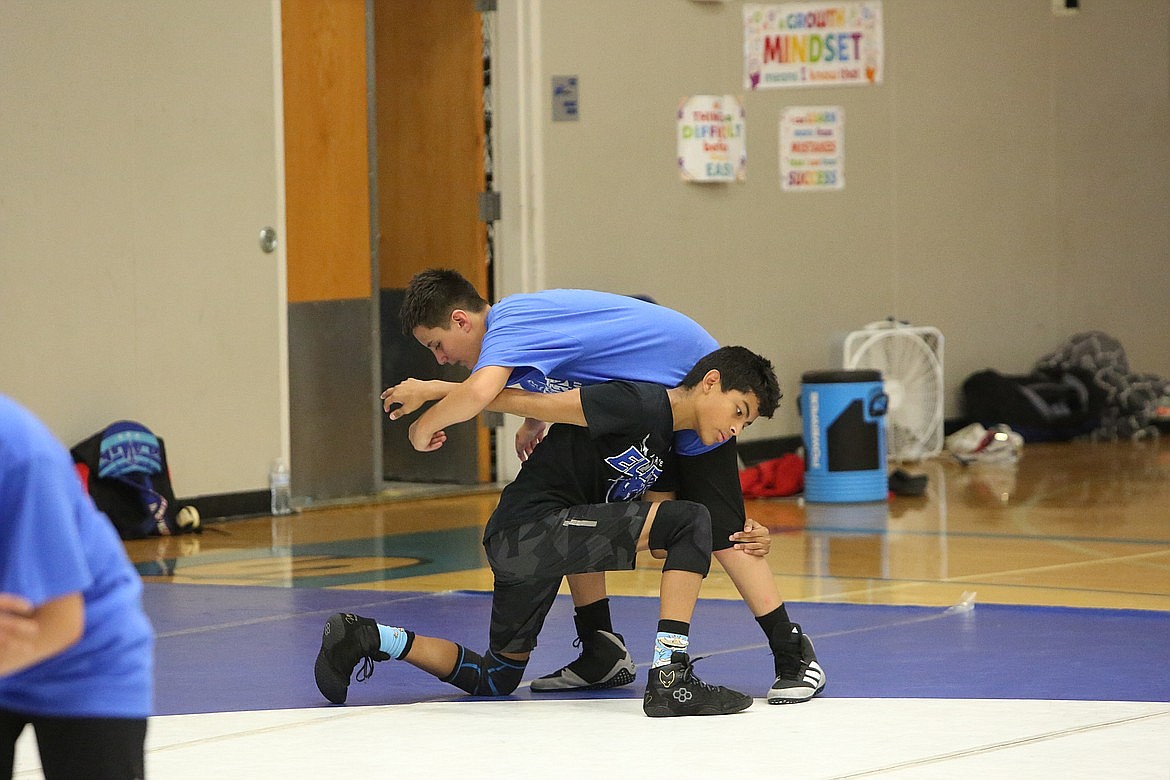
[530,629,636,692]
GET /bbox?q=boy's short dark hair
[400,269,489,335]
[680,346,782,417]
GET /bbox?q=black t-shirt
[485,381,678,537]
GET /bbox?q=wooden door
[375,0,491,484]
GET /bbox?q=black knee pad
[647,500,712,577]
[442,646,528,696]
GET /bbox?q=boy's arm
[382,379,460,420]
[0,592,83,677]
[487,388,587,427]
[408,365,513,451]
[406,368,590,451]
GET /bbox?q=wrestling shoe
[767,623,827,704]
[314,612,389,704]
[643,652,753,717]
[530,629,636,692]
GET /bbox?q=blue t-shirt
[0,395,154,718]
[474,289,720,456]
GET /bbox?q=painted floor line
[153,590,443,639]
[765,571,1170,604]
[677,598,977,664]
[146,706,387,755]
[942,547,1170,582]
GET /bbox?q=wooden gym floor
[131,438,1170,613]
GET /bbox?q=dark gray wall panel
[289,299,377,501]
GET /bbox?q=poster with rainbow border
[744,2,883,90]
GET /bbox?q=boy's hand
[730,518,771,557]
[0,594,36,666]
[382,379,446,419]
[515,418,548,461]
[408,421,447,452]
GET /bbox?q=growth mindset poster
[745,2,883,90]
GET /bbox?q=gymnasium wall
[496,0,1170,443]
[2,2,1166,504]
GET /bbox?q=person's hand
[0,594,37,667]
[382,379,439,419]
[729,518,771,557]
[408,420,447,452]
[515,418,548,461]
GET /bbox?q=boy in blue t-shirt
[0,395,153,779]
[380,269,826,703]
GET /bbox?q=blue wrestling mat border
[144,584,1170,716]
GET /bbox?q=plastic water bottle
[269,458,292,516]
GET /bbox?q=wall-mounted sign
[745,2,883,90]
[552,75,579,121]
[780,106,844,191]
[677,95,746,183]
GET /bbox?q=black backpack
[961,369,1099,442]
[71,421,199,539]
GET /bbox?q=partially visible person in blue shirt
[0,394,153,780]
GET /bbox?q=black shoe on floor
[314,612,389,704]
[889,468,929,497]
[643,652,753,717]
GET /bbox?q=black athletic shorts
[676,438,747,552]
[485,501,652,655]
[0,711,147,780]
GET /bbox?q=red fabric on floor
[739,453,804,498]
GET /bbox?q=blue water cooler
[800,369,888,502]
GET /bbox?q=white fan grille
[844,324,944,461]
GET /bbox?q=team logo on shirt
[514,375,581,394]
[603,435,663,501]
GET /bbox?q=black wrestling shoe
[314,613,389,704]
[643,652,753,717]
[767,623,827,704]
[530,629,636,692]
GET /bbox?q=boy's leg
[31,714,146,780]
[314,529,581,704]
[532,572,628,691]
[0,713,26,779]
[565,572,615,636]
[676,441,827,703]
[523,504,648,692]
[313,576,552,703]
[638,500,752,717]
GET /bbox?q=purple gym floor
[146,584,1170,716]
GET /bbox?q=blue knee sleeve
[442,646,528,696]
[647,500,712,577]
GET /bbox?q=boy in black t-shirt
[315,347,781,717]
